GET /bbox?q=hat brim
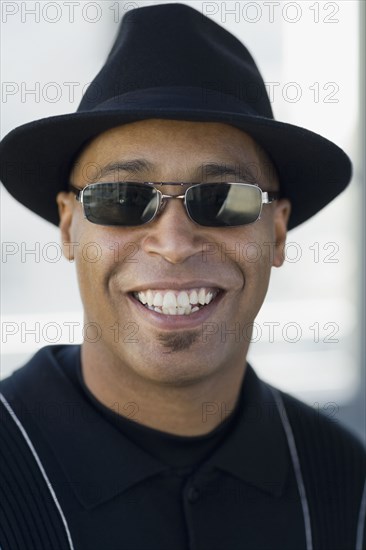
[0,89,352,230]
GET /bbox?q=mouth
[131,287,222,316]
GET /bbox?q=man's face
[57,119,290,386]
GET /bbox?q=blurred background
[1,1,365,443]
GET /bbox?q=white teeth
[162,291,177,309]
[177,291,190,307]
[153,292,163,307]
[198,288,206,305]
[205,292,213,304]
[135,287,220,315]
[146,290,154,307]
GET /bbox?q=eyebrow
[97,160,257,182]
[202,162,256,181]
[98,159,154,179]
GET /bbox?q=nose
[140,192,203,264]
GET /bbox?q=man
[0,3,365,550]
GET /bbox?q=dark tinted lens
[82,183,159,226]
[185,183,262,227]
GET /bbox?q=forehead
[75,119,262,162]
[70,119,277,187]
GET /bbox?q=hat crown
[78,3,273,118]
[0,2,352,229]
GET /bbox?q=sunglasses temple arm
[263,191,279,204]
[68,183,83,202]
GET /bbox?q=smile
[132,288,220,316]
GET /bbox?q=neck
[80,342,247,436]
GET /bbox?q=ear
[272,199,291,268]
[56,191,76,261]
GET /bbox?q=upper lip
[127,281,226,293]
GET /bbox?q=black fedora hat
[0,3,351,230]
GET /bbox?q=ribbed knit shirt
[1,345,365,550]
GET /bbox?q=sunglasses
[69,182,278,228]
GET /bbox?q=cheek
[244,252,272,294]
[71,224,135,305]
[234,224,274,295]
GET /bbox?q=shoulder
[0,346,76,550]
[276,386,365,461]
[270,386,366,547]
[0,344,79,391]
[0,344,81,441]
[273,385,365,508]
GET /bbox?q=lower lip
[127,291,224,329]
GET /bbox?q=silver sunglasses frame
[69,181,279,227]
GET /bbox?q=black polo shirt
[1,345,365,550]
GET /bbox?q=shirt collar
[205,364,289,497]
[8,345,289,509]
